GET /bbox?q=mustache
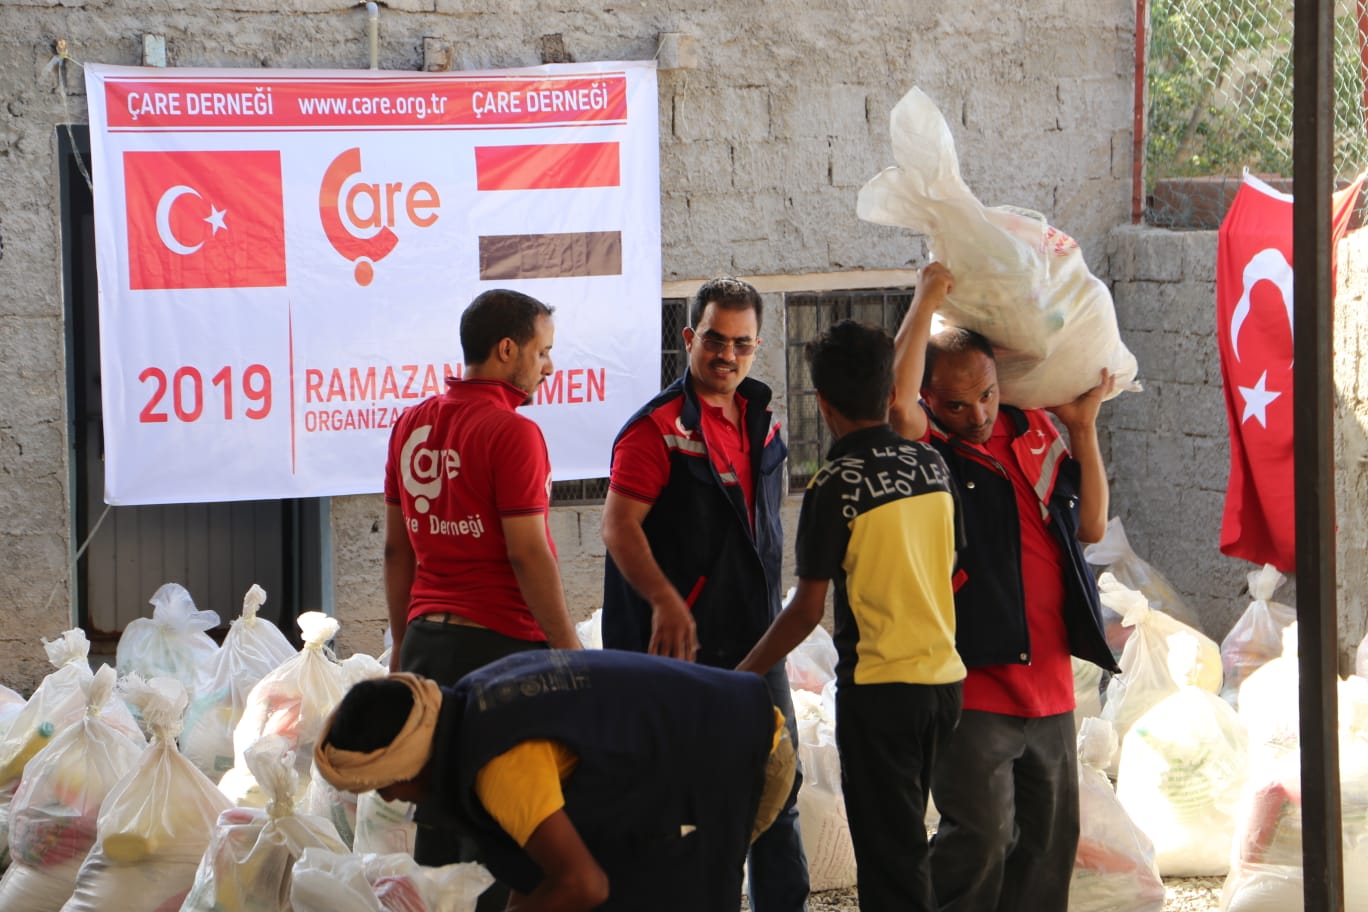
[709,358,737,370]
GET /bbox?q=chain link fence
[1145,0,1368,227]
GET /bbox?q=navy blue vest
[602,372,787,668]
[423,650,775,910]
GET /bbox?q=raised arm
[383,502,416,673]
[889,262,953,441]
[1047,369,1117,544]
[503,514,582,649]
[601,490,698,661]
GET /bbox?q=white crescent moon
[1230,247,1294,362]
[155,185,204,256]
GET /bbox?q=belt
[414,612,486,629]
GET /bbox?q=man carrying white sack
[889,262,1121,912]
[315,649,796,912]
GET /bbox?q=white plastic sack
[181,735,347,912]
[352,792,417,857]
[115,582,221,701]
[0,631,142,870]
[1221,676,1368,911]
[1220,565,1296,708]
[1069,718,1164,912]
[1074,657,1104,731]
[575,608,602,650]
[1098,575,1222,775]
[0,666,144,912]
[290,848,493,912]
[302,763,359,849]
[856,86,1139,409]
[1084,517,1203,653]
[225,612,347,805]
[0,685,24,742]
[181,584,297,780]
[786,624,838,695]
[1237,624,1300,756]
[792,685,857,892]
[1116,637,1248,877]
[61,675,231,912]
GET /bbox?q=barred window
[549,298,688,505]
[785,288,913,491]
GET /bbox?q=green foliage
[1146,0,1368,186]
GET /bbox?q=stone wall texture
[0,0,1237,692]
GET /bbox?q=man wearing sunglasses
[601,277,810,912]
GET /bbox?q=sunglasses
[696,335,759,357]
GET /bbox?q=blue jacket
[926,405,1119,673]
[422,649,775,911]
[602,372,787,668]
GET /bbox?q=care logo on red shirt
[123,150,287,290]
[398,423,461,514]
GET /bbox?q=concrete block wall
[1105,224,1368,672]
[0,0,1134,688]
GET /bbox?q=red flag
[1216,172,1363,571]
[124,150,287,290]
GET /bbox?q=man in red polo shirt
[889,263,1119,912]
[383,288,580,901]
[601,277,809,912]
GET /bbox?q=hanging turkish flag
[1216,171,1363,571]
[124,150,287,290]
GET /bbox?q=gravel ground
[744,876,1225,910]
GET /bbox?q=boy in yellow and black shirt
[738,318,965,912]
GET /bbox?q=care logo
[399,423,460,514]
[318,147,441,287]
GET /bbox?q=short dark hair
[325,678,413,753]
[923,327,996,389]
[460,289,554,364]
[805,320,894,423]
[690,277,763,334]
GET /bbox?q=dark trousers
[400,619,547,912]
[746,666,811,912]
[835,680,962,912]
[929,710,1079,912]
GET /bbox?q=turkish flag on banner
[1216,172,1364,571]
[124,150,287,290]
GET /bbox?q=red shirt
[609,393,755,522]
[960,416,1076,717]
[384,378,555,641]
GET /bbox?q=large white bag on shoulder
[857,86,1139,409]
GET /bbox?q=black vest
[927,405,1118,673]
[602,372,787,668]
[423,650,775,910]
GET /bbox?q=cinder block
[1130,228,1186,282]
[673,86,770,143]
[660,139,734,195]
[770,83,870,140]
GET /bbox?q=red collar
[445,376,530,410]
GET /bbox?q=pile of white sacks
[0,583,491,912]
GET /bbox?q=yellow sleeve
[474,739,579,847]
[772,706,785,752]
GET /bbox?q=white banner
[85,62,661,505]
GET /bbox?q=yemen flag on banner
[1216,171,1364,571]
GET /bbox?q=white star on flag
[1238,370,1281,428]
[203,205,228,235]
